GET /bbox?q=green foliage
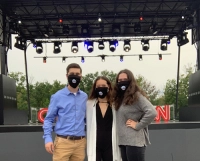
[9,70,160,110]
[164,65,194,117]
[136,75,160,105]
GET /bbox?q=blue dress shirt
[43,86,88,144]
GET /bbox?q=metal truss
[0,0,200,41]
[35,35,170,43]
[34,53,171,62]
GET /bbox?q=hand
[126,119,137,129]
[45,142,54,154]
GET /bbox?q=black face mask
[117,81,130,93]
[95,87,109,99]
[68,75,81,88]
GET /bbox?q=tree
[136,75,160,105]
[164,65,194,118]
[8,72,28,110]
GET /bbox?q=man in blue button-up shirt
[43,63,88,161]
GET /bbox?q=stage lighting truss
[35,35,169,43]
[34,53,171,63]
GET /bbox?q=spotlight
[53,41,62,54]
[85,41,94,53]
[139,55,143,61]
[14,37,26,50]
[124,40,131,52]
[177,32,189,46]
[160,39,168,51]
[81,56,85,63]
[59,17,63,23]
[71,41,78,53]
[141,39,149,51]
[101,55,105,62]
[62,57,66,63]
[43,57,47,63]
[120,55,123,62]
[98,13,102,22]
[36,42,43,54]
[139,16,143,21]
[134,23,141,33]
[98,40,105,50]
[109,40,118,52]
[159,54,162,60]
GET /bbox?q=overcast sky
[7,30,197,91]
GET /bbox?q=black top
[96,102,113,131]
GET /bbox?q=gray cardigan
[116,93,157,147]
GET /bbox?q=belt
[57,135,85,140]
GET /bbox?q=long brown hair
[112,69,147,110]
[89,76,113,104]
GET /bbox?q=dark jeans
[119,145,146,161]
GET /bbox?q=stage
[0,121,200,161]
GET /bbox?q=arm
[43,95,58,144]
[135,95,157,131]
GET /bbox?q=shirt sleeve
[135,94,157,131]
[42,95,58,144]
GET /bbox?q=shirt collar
[65,86,81,95]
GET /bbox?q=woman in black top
[86,76,121,161]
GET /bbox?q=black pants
[120,145,146,161]
[96,145,113,161]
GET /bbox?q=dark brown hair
[66,63,82,74]
[112,69,148,110]
[89,76,113,104]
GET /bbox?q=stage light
[124,40,131,52]
[62,57,66,63]
[141,39,149,51]
[53,41,62,54]
[18,20,22,24]
[43,57,47,63]
[14,37,26,50]
[85,41,94,53]
[109,40,118,52]
[71,41,78,53]
[160,39,168,51]
[177,32,189,46]
[98,40,105,50]
[101,55,105,62]
[36,42,43,54]
[134,23,141,33]
[139,55,143,61]
[139,16,143,21]
[81,56,85,63]
[159,54,162,60]
[120,55,124,62]
[59,17,63,23]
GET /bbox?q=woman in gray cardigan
[112,69,157,161]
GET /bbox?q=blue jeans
[119,145,146,161]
